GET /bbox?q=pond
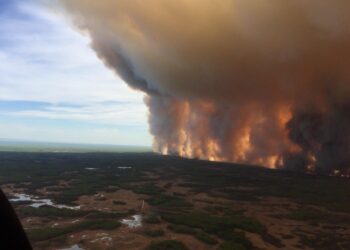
[10,193,80,210]
[120,214,142,228]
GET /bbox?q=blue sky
[0,0,151,146]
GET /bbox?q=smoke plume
[60,0,350,174]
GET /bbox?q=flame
[152,100,348,176]
[154,100,304,169]
[254,155,279,169]
[235,126,251,162]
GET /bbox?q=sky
[0,0,152,146]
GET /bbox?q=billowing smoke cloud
[60,0,350,174]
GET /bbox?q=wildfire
[153,100,302,169]
[62,0,350,175]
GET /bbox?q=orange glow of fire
[154,102,313,170]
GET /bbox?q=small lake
[10,193,80,210]
[61,244,85,250]
[120,214,142,228]
[118,166,132,169]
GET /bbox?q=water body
[10,193,80,210]
[85,168,97,170]
[118,166,132,169]
[121,215,142,228]
[61,244,85,250]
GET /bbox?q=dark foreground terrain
[0,152,349,250]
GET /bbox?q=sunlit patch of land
[1,152,349,250]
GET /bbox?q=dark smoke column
[60,0,350,174]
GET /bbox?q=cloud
[0,0,151,145]
[2,101,147,126]
[0,0,144,104]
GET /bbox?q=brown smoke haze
[60,0,350,174]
